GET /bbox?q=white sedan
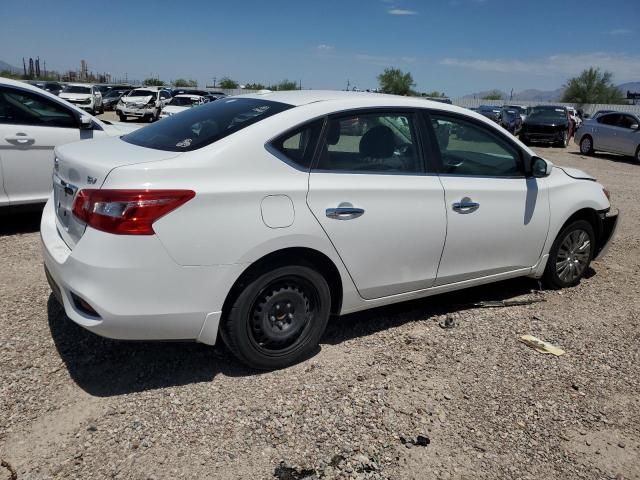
[159,94,207,119]
[41,91,619,369]
[0,77,139,208]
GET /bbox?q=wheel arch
[555,207,603,248]
[221,247,344,319]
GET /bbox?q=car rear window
[122,98,293,152]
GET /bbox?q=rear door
[595,113,621,151]
[306,109,447,299]
[0,86,84,205]
[427,111,549,285]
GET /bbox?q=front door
[307,110,447,299]
[427,112,549,285]
[0,86,83,204]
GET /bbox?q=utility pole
[299,79,302,90]
[510,88,514,101]
[346,79,350,91]
[212,76,217,88]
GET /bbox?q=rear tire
[557,131,568,148]
[580,135,594,155]
[635,146,640,163]
[118,113,126,122]
[221,265,331,370]
[543,219,595,289]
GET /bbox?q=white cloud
[440,52,640,80]
[608,28,632,35]
[387,8,417,15]
[315,44,335,53]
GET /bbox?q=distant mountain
[618,82,640,94]
[0,60,20,73]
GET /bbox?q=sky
[1,0,639,96]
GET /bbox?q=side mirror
[79,115,93,129]
[630,123,639,130]
[531,157,551,178]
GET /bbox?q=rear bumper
[595,208,620,260]
[41,198,244,345]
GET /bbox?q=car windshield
[528,107,566,122]
[122,98,293,152]
[104,90,125,98]
[171,96,200,106]
[63,86,91,94]
[505,106,524,113]
[128,90,155,97]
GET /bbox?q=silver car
[575,112,640,162]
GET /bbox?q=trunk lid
[53,136,183,248]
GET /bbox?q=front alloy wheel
[543,220,595,289]
[580,136,594,155]
[222,265,331,370]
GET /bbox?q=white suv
[116,88,172,122]
[0,77,139,208]
[59,84,103,115]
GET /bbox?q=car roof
[175,94,204,99]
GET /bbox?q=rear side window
[597,114,620,126]
[122,98,293,152]
[270,119,323,169]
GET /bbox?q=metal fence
[450,97,640,116]
[213,88,640,117]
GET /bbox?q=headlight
[82,98,91,104]
[117,100,124,106]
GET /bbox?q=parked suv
[59,84,103,114]
[576,112,640,162]
[116,88,172,122]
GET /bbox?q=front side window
[270,119,323,169]
[122,98,292,152]
[618,115,638,129]
[0,87,77,128]
[315,112,421,174]
[429,113,522,177]
[597,114,620,126]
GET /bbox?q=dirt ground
[0,143,638,480]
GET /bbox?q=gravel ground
[1,143,638,480]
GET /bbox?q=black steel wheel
[543,219,595,289]
[222,265,331,370]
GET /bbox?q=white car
[59,83,103,115]
[160,94,207,118]
[116,88,172,122]
[42,91,619,369]
[0,77,140,208]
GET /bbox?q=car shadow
[569,151,636,165]
[0,207,43,236]
[48,277,546,397]
[46,296,256,397]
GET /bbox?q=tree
[219,77,239,89]
[244,82,266,90]
[423,90,446,98]
[143,78,166,86]
[174,78,197,87]
[561,67,625,105]
[481,90,503,101]
[268,79,298,91]
[377,68,415,96]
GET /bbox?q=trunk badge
[87,176,97,185]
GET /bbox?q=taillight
[72,189,195,235]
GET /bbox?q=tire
[221,265,331,370]
[580,135,594,155]
[557,131,568,148]
[634,145,640,163]
[99,104,104,114]
[543,219,595,289]
[519,135,529,146]
[118,114,126,122]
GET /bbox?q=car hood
[122,95,153,103]
[101,121,141,135]
[162,105,189,114]
[523,120,567,127]
[59,92,92,100]
[557,166,596,181]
